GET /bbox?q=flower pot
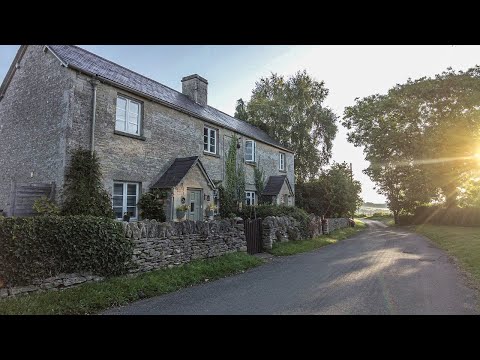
[176,210,186,219]
[206,210,214,217]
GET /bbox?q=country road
[103,220,478,315]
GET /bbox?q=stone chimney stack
[181,74,208,106]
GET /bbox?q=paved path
[103,220,478,315]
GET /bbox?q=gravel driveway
[103,220,478,315]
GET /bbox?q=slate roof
[262,175,292,196]
[46,45,291,153]
[151,156,215,189]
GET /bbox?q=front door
[188,189,202,221]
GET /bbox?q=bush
[138,190,166,222]
[62,150,115,218]
[238,204,310,237]
[0,216,133,286]
[412,205,480,226]
[32,196,60,216]
[398,214,414,225]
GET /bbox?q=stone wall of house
[125,219,247,273]
[262,216,303,250]
[68,74,295,204]
[0,218,247,299]
[0,45,75,214]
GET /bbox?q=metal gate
[244,218,263,254]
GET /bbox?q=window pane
[113,197,123,207]
[204,135,208,145]
[210,144,215,153]
[129,101,139,115]
[117,97,127,110]
[116,120,126,132]
[116,108,126,121]
[204,142,208,151]
[204,127,208,136]
[128,123,138,135]
[245,141,252,161]
[113,207,123,219]
[210,129,215,140]
[114,183,124,196]
[127,184,137,196]
[127,207,136,218]
[127,196,136,206]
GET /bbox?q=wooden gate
[244,218,263,254]
[8,182,55,217]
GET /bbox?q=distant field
[357,206,391,216]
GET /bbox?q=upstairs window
[204,126,217,154]
[279,152,286,171]
[245,191,256,206]
[116,95,141,136]
[245,140,256,162]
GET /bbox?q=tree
[62,150,115,218]
[241,70,338,183]
[297,162,363,218]
[343,66,480,216]
[138,189,167,222]
[234,98,249,121]
[220,134,246,217]
[254,166,266,204]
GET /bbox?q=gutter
[67,64,294,154]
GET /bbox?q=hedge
[0,216,133,286]
[410,205,480,226]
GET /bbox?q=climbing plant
[254,166,266,204]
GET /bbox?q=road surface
[103,220,478,314]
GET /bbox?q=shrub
[412,205,480,226]
[32,196,60,216]
[0,216,133,286]
[138,190,166,222]
[61,150,115,218]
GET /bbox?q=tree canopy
[234,70,338,183]
[296,162,363,218]
[343,66,480,221]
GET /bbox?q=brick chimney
[181,74,208,106]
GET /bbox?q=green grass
[0,252,263,315]
[415,224,480,286]
[269,219,367,256]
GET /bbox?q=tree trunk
[393,210,399,225]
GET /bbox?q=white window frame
[115,95,141,136]
[113,182,139,221]
[245,140,256,162]
[279,152,285,171]
[204,126,217,154]
[245,191,256,206]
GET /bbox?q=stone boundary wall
[262,216,302,249]
[262,215,352,250]
[125,219,247,273]
[0,218,247,299]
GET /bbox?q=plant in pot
[206,203,217,218]
[176,204,189,219]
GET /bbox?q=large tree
[343,66,480,218]
[236,70,338,183]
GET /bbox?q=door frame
[187,187,203,221]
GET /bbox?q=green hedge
[0,216,133,286]
[411,205,480,226]
[239,205,310,237]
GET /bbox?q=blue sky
[3,45,480,203]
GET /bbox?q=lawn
[415,224,480,286]
[269,219,367,256]
[0,252,263,315]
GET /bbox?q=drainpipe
[91,78,100,154]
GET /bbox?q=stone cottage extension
[0,45,295,220]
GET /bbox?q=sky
[2,45,480,203]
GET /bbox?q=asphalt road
[103,220,478,315]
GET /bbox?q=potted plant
[123,211,131,222]
[176,204,189,219]
[206,203,217,218]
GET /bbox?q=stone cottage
[0,45,295,221]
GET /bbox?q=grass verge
[269,219,367,256]
[414,224,480,286]
[0,252,263,315]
